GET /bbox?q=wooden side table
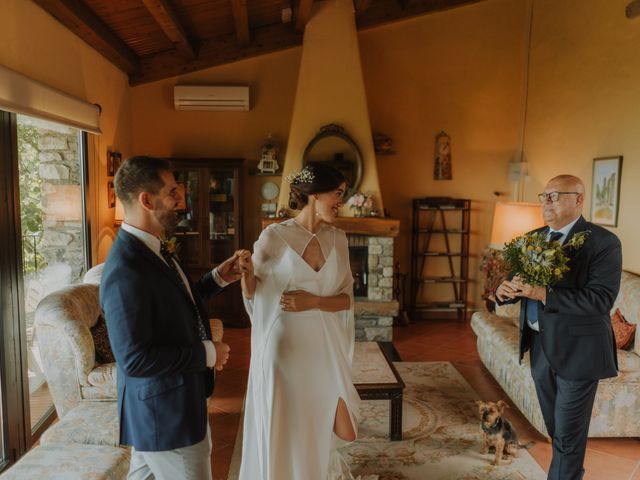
[352,342,405,441]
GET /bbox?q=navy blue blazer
[100,229,223,451]
[499,216,622,381]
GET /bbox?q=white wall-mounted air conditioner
[173,85,250,111]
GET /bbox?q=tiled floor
[208,319,640,480]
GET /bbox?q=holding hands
[496,277,547,303]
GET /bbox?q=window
[16,114,89,431]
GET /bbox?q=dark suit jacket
[100,229,223,451]
[500,216,622,381]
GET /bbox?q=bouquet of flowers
[502,231,589,286]
[346,192,373,216]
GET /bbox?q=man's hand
[237,250,254,278]
[217,250,248,283]
[213,342,230,372]
[280,290,318,312]
[511,277,547,302]
[495,279,522,302]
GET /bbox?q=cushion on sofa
[612,308,636,350]
[40,401,120,447]
[0,443,129,480]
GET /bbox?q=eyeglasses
[537,191,580,203]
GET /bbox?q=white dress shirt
[121,223,225,367]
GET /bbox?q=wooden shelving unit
[410,197,470,321]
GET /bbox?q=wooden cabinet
[171,158,248,327]
[410,197,470,322]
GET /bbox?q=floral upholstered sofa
[471,270,640,437]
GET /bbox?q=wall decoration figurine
[591,156,623,227]
[434,131,452,180]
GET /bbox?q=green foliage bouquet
[502,231,589,287]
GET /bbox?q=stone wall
[29,122,85,282]
[349,235,397,342]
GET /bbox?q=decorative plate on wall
[261,181,280,201]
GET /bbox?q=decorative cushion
[612,308,636,350]
[91,314,115,364]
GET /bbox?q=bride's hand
[280,290,318,312]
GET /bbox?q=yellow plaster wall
[0,0,132,263]
[523,0,640,274]
[360,0,530,306]
[130,48,301,247]
[276,0,382,212]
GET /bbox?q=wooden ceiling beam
[130,22,303,86]
[295,0,314,31]
[356,0,485,30]
[141,0,196,59]
[230,0,250,46]
[31,0,139,74]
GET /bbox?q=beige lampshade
[114,197,125,225]
[489,202,544,249]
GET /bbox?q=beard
[154,201,179,234]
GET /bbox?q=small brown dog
[475,400,532,465]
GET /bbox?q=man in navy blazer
[101,156,239,480]
[496,175,622,480]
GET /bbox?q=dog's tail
[517,440,535,449]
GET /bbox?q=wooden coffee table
[352,341,405,441]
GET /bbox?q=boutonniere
[502,230,590,287]
[159,234,180,256]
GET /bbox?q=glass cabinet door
[207,168,238,265]
[173,169,201,267]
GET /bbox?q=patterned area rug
[228,362,546,480]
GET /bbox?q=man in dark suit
[101,156,239,480]
[496,174,622,480]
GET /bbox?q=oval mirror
[303,124,363,192]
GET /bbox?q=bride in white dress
[237,163,364,480]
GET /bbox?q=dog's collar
[481,417,503,434]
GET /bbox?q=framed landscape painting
[591,156,622,227]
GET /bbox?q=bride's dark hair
[288,162,346,210]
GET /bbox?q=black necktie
[527,230,564,326]
[159,243,209,341]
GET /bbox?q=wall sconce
[489,201,544,249]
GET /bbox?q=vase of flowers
[346,192,373,217]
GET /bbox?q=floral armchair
[34,283,116,417]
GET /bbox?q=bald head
[548,175,585,194]
[541,174,585,230]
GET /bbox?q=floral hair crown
[287,167,315,185]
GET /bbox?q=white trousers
[127,424,213,480]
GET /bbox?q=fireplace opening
[349,246,368,297]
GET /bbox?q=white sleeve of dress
[335,230,356,364]
[243,225,284,318]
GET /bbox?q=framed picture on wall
[591,156,622,227]
[107,181,116,208]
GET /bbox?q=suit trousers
[127,424,213,480]
[529,330,598,480]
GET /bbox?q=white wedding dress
[239,219,365,480]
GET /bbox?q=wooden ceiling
[32,0,483,86]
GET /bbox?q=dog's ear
[496,400,508,412]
